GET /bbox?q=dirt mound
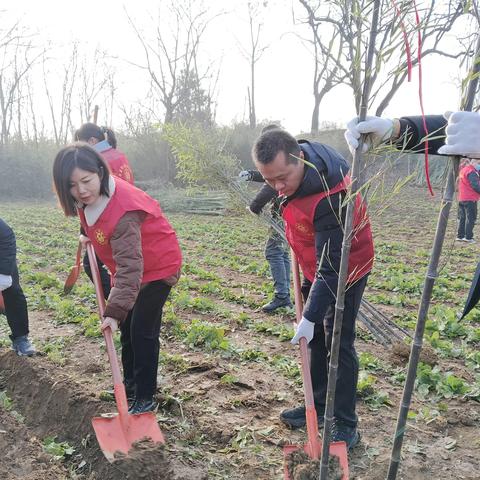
[0,350,206,480]
[0,408,70,480]
[286,449,343,480]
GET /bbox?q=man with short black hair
[252,129,374,449]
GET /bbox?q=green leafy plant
[42,436,75,460]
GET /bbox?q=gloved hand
[101,316,119,333]
[345,116,394,154]
[246,205,258,216]
[0,274,12,291]
[238,170,252,181]
[438,111,480,158]
[291,316,315,345]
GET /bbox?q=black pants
[458,201,477,240]
[120,280,171,399]
[2,263,29,340]
[301,274,368,428]
[83,252,111,299]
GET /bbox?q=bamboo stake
[319,1,381,478]
[386,33,480,480]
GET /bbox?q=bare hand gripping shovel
[283,251,348,479]
[63,242,83,294]
[86,241,165,461]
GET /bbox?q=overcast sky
[2,0,474,134]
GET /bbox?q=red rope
[391,0,413,81]
[414,2,433,196]
[391,1,433,195]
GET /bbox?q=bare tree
[125,0,218,126]
[43,43,78,146]
[237,1,270,129]
[0,21,40,145]
[297,0,471,116]
[77,47,115,125]
[297,0,348,135]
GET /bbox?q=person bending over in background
[252,129,374,449]
[52,144,182,414]
[75,123,135,299]
[239,125,292,313]
[239,169,292,312]
[0,218,36,356]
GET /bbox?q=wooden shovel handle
[86,242,123,389]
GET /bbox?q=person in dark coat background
[239,124,292,313]
[238,168,292,312]
[0,218,35,356]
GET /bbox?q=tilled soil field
[1,185,480,479]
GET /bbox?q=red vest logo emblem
[95,229,107,245]
[295,222,313,237]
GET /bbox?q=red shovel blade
[0,292,4,314]
[63,242,82,294]
[63,265,81,294]
[283,441,349,480]
[92,411,165,462]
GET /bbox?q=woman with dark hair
[75,123,134,296]
[53,143,182,414]
[75,123,134,184]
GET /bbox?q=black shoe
[128,398,158,415]
[11,335,36,356]
[262,296,293,313]
[280,405,324,429]
[331,419,360,450]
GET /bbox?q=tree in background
[0,20,40,145]
[237,1,270,130]
[296,0,347,135]
[295,0,472,116]
[125,0,218,126]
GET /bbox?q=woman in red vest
[457,159,480,243]
[75,123,134,184]
[75,123,135,298]
[52,143,182,414]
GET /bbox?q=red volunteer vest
[458,164,480,202]
[78,178,182,284]
[283,178,374,284]
[101,148,134,185]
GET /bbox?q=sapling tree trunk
[319,1,381,478]
[387,33,480,480]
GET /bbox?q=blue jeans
[264,223,290,299]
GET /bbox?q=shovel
[86,241,165,462]
[0,292,4,314]
[283,251,349,480]
[63,242,83,294]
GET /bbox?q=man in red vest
[252,128,374,449]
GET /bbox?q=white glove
[238,170,252,181]
[0,274,12,291]
[291,316,315,345]
[437,111,480,158]
[101,316,119,333]
[345,116,394,154]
